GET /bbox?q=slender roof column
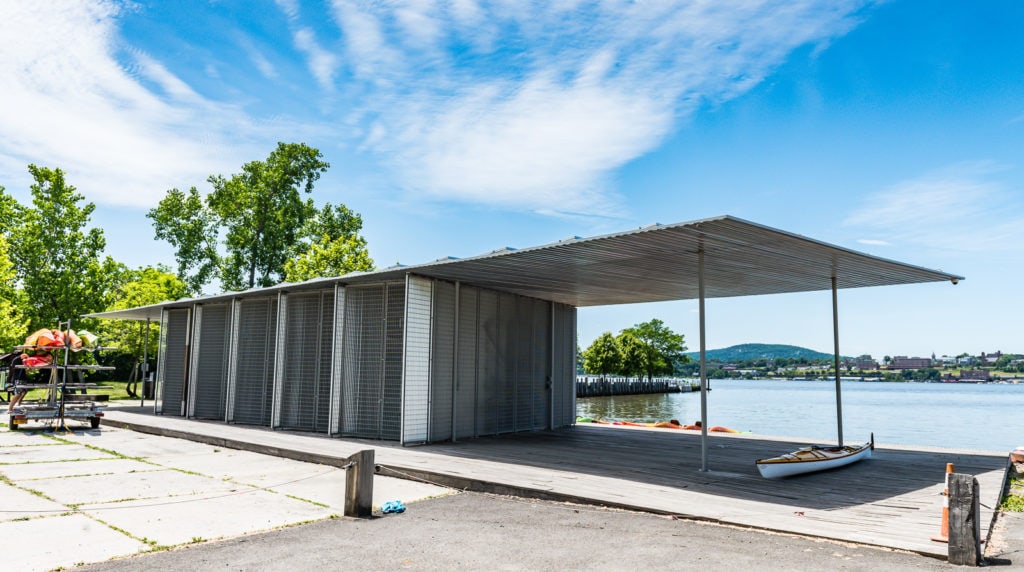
[832,275,844,447]
[699,248,709,472]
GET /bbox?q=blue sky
[1,1,1021,359]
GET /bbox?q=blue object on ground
[381,500,406,514]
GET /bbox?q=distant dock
[576,376,698,398]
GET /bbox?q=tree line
[579,319,689,380]
[0,143,372,388]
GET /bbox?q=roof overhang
[87,215,963,321]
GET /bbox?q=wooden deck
[99,409,1008,558]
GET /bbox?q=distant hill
[684,343,839,362]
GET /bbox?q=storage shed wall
[157,308,190,416]
[189,303,231,420]
[404,277,576,444]
[277,290,334,432]
[230,297,278,425]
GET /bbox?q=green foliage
[149,143,372,292]
[684,343,837,362]
[207,142,329,290]
[1002,472,1024,512]
[147,187,219,294]
[284,234,374,282]
[6,165,124,331]
[615,330,646,377]
[623,318,687,380]
[0,235,27,349]
[581,320,688,380]
[581,332,620,376]
[99,266,189,379]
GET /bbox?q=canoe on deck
[755,435,874,479]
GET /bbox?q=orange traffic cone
[931,462,954,543]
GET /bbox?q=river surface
[576,379,1024,452]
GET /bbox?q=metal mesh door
[475,289,498,435]
[429,280,455,441]
[232,297,277,426]
[193,304,230,420]
[341,285,385,437]
[381,282,405,440]
[160,308,190,416]
[454,286,478,438]
[279,291,333,432]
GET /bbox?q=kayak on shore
[576,417,745,433]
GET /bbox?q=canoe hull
[756,438,873,479]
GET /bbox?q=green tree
[283,202,374,281]
[147,187,219,294]
[622,318,688,380]
[99,266,189,393]
[615,331,646,378]
[6,165,124,330]
[149,143,366,292]
[581,332,621,376]
[207,142,329,290]
[0,235,27,349]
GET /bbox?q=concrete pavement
[0,421,452,572]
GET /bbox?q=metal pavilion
[90,215,962,467]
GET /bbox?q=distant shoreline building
[889,356,932,370]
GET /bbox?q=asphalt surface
[77,492,958,571]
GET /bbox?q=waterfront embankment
[576,375,697,397]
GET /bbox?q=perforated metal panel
[159,308,190,416]
[340,282,404,439]
[402,276,432,444]
[278,291,333,432]
[193,304,230,420]
[475,289,498,435]
[428,280,455,441]
[552,302,577,427]
[232,297,277,426]
[341,285,384,437]
[496,292,516,433]
[454,286,478,438]
[382,282,405,440]
[531,298,552,430]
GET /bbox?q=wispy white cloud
[0,1,268,206]
[326,0,871,215]
[0,0,873,215]
[293,27,338,91]
[844,161,1024,254]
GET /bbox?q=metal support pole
[832,276,843,447]
[343,449,375,518]
[699,249,709,472]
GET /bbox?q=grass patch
[16,380,137,403]
[1001,470,1024,512]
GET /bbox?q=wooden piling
[344,449,375,518]
[948,472,982,566]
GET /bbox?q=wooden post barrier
[344,449,375,518]
[947,472,982,566]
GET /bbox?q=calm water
[576,379,1024,452]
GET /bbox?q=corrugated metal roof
[88,215,962,321]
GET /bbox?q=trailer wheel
[89,417,101,429]
[9,421,18,431]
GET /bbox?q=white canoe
[756,434,874,479]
